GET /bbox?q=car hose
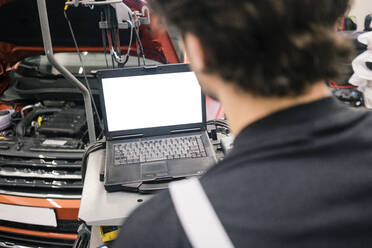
[16,108,62,138]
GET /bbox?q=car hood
[0,0,179,76]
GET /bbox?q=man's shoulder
[127,190,174,224]
[114,190,190,248]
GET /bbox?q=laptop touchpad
[141,161,169,180]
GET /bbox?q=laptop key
[197,137,206,151]
[114,135,207,165]
[189,146,200,153]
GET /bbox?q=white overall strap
[169,178,235,248]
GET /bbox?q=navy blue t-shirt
[114,97,372,248]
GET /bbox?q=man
[115,0,372,247]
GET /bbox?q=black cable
[73,223,91,248]
[115,28,122,65]
[111,29,117,68]
[111,28,116,55]
[111,50,115,68]
[97,128,104,141]
[129,14,146,66]
[137,47,141,66]
[109,20,133,67]
[64,10,104,134]
[207,119,230,130]
[81,140,106,183]
[109,8,117,68]
[134,26,146,65]
[105,6,115,68]
[101,11,109,68]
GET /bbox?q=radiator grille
[0,155,83,195]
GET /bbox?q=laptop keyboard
[113,135,207,165]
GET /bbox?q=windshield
[19,52,162,76]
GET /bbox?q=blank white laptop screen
[102,71,203,132]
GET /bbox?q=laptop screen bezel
[97,63,207,140]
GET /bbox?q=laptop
[97,64,217,192]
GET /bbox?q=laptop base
[104,131,216,193]
[105,177,188,193]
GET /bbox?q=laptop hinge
[110,134,145,140]
[170,128,202,134]
[143,65,158,70]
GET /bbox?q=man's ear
[183,33,206,72]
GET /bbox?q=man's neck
[219,82,332,136]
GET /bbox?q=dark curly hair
[149,0,353,97]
